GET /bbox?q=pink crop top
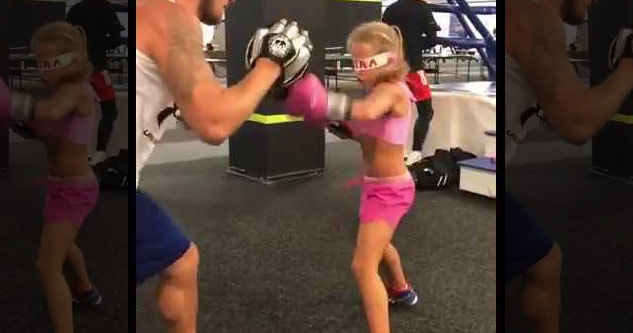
[28,83,98,145]
[344,81,414,145]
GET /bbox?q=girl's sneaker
[386,284,418,306]
[73,287,102,306]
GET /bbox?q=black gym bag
[408,148,476,191]
[92,149,128,191]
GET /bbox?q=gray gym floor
[505,129,633,332]
[136,138,496,332]
[0,141,129,333]
[0,87,129,332]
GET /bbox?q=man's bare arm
[516,9,633,144]
[151,5,280,144]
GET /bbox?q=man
[382,0,440,165]
[382,0,440,72]
[506,0,632,331]
[136,0,312,331]
[67,0,125,165]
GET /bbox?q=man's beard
[561,0,586,25]
[199,0,223,25]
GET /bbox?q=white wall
[576,22,588,50]
[201,23,226,50]
[202,22,225,51]
[564,24,577,45]
[201,24,215,47]
[564,22,589,50]
[214,23,226,50]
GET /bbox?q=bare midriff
[357,136,408,178]
[42,138,92,178]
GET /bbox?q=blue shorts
[505,194,554,282]
[136,191,190,284]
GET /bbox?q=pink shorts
[359,173,416,229]
[43,173,99,226]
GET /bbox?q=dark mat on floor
[505,157,633,332]
[0,141,129,333]
[136,140,496,332]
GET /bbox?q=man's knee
[528,243,562,281]
[164,243,199,279]
[542,243,562,271]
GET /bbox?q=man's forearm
[187,58,281,142]
[216,58,281,131]
[589,62,633,114]
[562,62,633,141]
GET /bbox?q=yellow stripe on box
[612,113,633,125]
[248,113,304,125]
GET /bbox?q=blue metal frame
[428,0,496,80]
[428,5,495,15]
[436,37,486,49]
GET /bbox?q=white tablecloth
[409,88,496,158]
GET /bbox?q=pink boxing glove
[284,73,353,123]
[0,78,10,121]
[0,78,35,122]
[284,74,327,122]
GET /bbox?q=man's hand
[245,19,313,87]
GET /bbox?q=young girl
[285,21,418,333]
[0,22,102,333]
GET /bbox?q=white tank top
[136,49,174,187]
[505,54,539,165]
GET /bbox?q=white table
[410,81,496,159]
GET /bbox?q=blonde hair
[347,21,409,84]
[31,21,93,82]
